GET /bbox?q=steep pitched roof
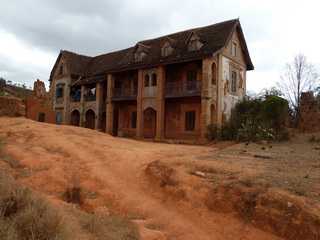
[51,19,254,85]
[49,50,92,82]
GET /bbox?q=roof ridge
[61,50,92,58]
[138,18,239,44]
[92,46,134,59]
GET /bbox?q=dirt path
[0,117,281,240]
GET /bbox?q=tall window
[212,63,217,85]
[144,74,150,87]
[151,73,157,86]
[131,111,137,129]
[231,42,237,57]
[231,71,237,93]
[185,111,196,131]
[56,85,64,98]
[56,112,62,125]
[187,70,197,82]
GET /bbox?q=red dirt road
[0,117,281,240]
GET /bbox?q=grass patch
[77,210,140,240]
[1,155,23,169]
[0,171,69,240]
[0,137,22,169]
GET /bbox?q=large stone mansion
[49,19,253,141]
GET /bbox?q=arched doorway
[143,107,156,138]
[70,110,80,126]
[85,109,95,129]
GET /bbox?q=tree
[277,54,319,126]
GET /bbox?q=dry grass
[73,209,140,240]
[0,138,23,169]
[195,133,320,203]
[0,170,140,240]
[0,172,69,240]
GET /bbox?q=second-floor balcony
[165,81,202,98]
[113,88,137,100]
[84,94,96,102]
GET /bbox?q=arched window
[144,74,150,87]
[212,63,217,85]
[151,73,157,86]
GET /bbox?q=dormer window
[188,33,203,51]
[161,41,173,57]
[135,51,147,62]
[134,44,149,62]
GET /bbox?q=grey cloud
[0,57,45,87]
[0,0,275,89]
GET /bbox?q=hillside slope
[0,117,319,239]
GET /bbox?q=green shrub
[207,93,289,142]
[207,124,237,141]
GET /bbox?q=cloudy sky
[0,0,319,92]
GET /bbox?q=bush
[207,124,236,141]
[207,93,289,142]
[0,172,69,240]
[79,211,140,240]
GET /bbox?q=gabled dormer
[187,32,203,51]
[161,37,175,57]
[134,43,150,62]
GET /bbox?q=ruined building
[49,19,254,141]
[299,92,320,132]
[26,79,55,123]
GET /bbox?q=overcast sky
[0,0,319,92]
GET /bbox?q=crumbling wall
[25,79,56,123]
[0,96,25,117]
[299,92,320,132]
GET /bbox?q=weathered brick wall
[299,92,320,132]
[0,96,25,117]
[25,96,55,123]
[25,79,56,123]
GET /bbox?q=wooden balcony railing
[165,81,201,98]
[113,88,137,100]
[84,94,96,102]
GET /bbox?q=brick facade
[49,19,253,142]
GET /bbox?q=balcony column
[106,74,114,135]
[216,54,224,126]
[200,58,213,141]
[63,83,71,124]
[95,82,103,130]
[155,65,166,141]
[80,85,85,127]
[136,70,144,139]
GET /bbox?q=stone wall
[299,92,320,132]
